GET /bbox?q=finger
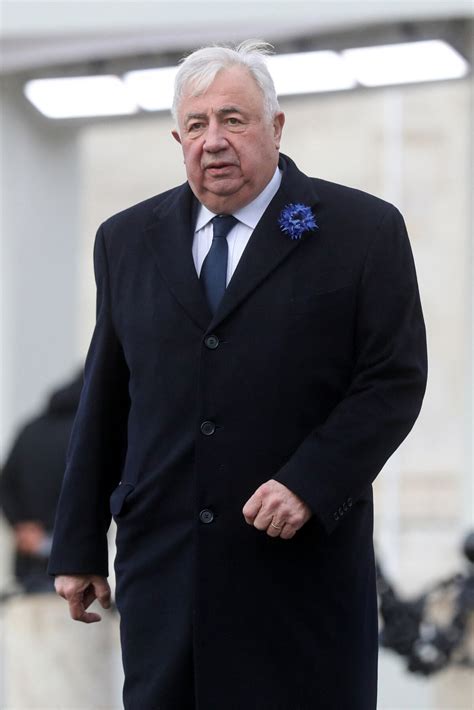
[266,518,285,537]
[242,495,262,524]
[68,583,98,621]
[93,579,111,609]
[253,508,273,531]
[83,585,97,610]
[279,524,296,540]
[78,610,102,623]
[68,596,102,624]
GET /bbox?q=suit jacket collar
[144,153,320,332]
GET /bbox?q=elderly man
[50,41,427,709]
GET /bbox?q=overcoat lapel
[144,183,213,331]
[143,155,320,333]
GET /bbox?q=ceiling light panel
[24,75,138,118]
[342,40,469,87]
[123,66,178,112]
[268,51,357,95]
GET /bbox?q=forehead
[179,65,265,120]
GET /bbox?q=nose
[203,119,228,153]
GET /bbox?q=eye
[226,117,242,126]
[186,119,207,133]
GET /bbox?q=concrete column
[468,75,474,531]
[1,594,123,708]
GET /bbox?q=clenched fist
[242,479,312,539]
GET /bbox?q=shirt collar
[194,165,282,232]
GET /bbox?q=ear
[273,112,285,149]
[172,129,182,145]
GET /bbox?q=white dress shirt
[192,166,282,286]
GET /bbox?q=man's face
[172,65,285,214]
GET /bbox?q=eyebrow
[184,112,207,122]
[184,106,245,123]
[217,106,244,116]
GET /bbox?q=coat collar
[144,153,320,332]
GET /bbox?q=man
[1,372,83,593]
[50,40,427,709]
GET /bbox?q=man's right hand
[14,521,47,555]
[54,574,111,623]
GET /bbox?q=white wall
[0,77,82,459]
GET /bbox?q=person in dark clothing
[0,373,83,593]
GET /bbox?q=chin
[203,177,242,194]
[195,180,254,212]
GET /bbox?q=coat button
[204,334,219,349]
[199,509,214,524]
[200,420,216,436]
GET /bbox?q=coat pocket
[109,482,135,517]
[292,266,355,299]
[291,282,355,314]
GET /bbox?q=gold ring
[270,521,282,530]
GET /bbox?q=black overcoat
[49,155,427,709]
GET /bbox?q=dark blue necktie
[200,214,237,314]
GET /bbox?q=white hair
[172,39,280,123]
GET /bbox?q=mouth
[204,162,238,175]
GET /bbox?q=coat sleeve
[48,225,130,576]
[275,206,427,534]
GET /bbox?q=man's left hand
[242,479,312,539]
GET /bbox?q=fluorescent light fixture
[123,66,178,112]
[123,51,356,113]
[268,51,357,95]
[342,40,469,87]
[24,41,470,120]
[24,75,138,118]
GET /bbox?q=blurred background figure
[0,372,83,594]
